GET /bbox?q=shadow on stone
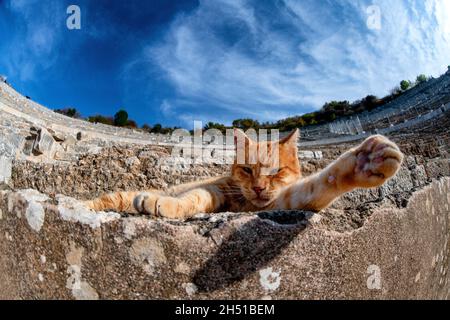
[192,211,308,292]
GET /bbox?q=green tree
[114,109,128,126]
[269,115,307,131]
[88,115,114,125]
[400,80,411,91]
[204,122,227,133]
[142,124,152,132]
[416,74,428,84]
[301,113,317,125]
[232,118,260,130]
[55,107,81,118]
[297,117,307,127]
[160,127,173,134]
[322,101,351,117]
[151,123,162,133]
[361,95,379,111]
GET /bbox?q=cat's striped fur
[86,129,403,219]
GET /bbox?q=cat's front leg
[272,135,403,212]
[334,134,403,190]
[135,194,200,219]
[154,196,189,219]
[135,187,224,219]
[133,192,161,215]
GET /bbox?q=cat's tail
[84,191,141,213]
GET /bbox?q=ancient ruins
[0,71,449,299]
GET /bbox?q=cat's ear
[279,128,300,146]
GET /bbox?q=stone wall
[0,178,448,299]
[1,75,450,300]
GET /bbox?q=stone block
[31,127,59,158]
[0,156,12,185]
[0,179,448,299]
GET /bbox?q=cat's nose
[253,187,265,195]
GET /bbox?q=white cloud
[5,0,64,81]
[143,0,450,124]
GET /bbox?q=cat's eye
[242,167,253,175]
[276,167,286,174]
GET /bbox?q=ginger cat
[86,129,403,219]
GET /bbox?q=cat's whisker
[87,131,402,220]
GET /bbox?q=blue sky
[1,0,449,128]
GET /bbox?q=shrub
[416,74,428,84]
[204,122,227,133]
[400,80,411,91]
[232,118,260,130]
[390,86,402,96]
[114,109,129,127]
[88,115,114,125]
[151,123,162,133]
[125,120,138,129]
[55,107,81,118]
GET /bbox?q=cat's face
[231,129,301,208]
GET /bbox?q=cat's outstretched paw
[134,193,186,219]
[349,135,403,188]
[134,193,159,215]
[155,197,186,219]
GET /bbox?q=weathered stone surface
[61,134,77,150]
[0,156,12,185]
[1,68,449,300]
[0,178,448,299]
[11,145,229,199]
[32,127,58,157]
[0,138,15,158]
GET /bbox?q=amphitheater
[0,70,449,299]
